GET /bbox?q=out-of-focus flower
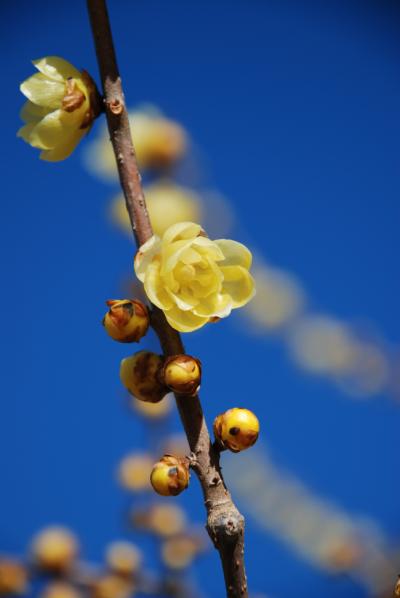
[41,582,82,598]
[150,455,190,496]
[84,108,187,179]
[130,393,173,419]
[214,408,259,452]
[0,559,27,595]
[105,542,141,578]
[162,434,190,458]
[131,504,187,537]
[119,351,167,403]
[102,299,149,343]
[90,575,133,598]
[161,534,203,570]
[118,453,153,492]
[288,316,358,375]
[134,222,255,332]
[111,183,203,238]
[244,265,305,331]
[31,527,78,573]
[18,57,99,161]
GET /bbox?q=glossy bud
[213,408,259,452]
[150,455,190,497]
[120,351,167,403]
[161,355,201,395]
[103,299,149,343]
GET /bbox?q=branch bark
[86,1,248,595]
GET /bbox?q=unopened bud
[150,455,190,497]
[0,559,27,595]
[41,583,81,598]
[395,576,400,598]
[161,355,201,395]
[90,575,133,598]
[103,299,149,343]
[31,527,78,573]
[120,351,167,403]
[213,408,259,452]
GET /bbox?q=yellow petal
[192,236,225,261]
[215,239,252,269]
[40,129,85,161]
[33,56,82,82]
[193,293,233,318]
[162,222,202,245]
[143,261,174,310]
[29,109,65,149]
[220,265,256,308]
[165,287,198,311]
[20,73,65,109]
[17,123,41,147]
[19,100,49,124]
[134,235,162,282]
[165,306,209,333]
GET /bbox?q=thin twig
[86,1,248,596]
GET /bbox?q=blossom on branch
[17,57,99,161]
[134,221,255,332]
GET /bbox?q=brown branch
[86,1,248,596]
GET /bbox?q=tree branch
[86,1,248,595]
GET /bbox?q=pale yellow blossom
[18,57,96,161]
[111,182,202,238]
[134,222,255,332]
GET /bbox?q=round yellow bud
[0,559,27,595]
[105,542,141,578]
[103,299,149,343]
[213,408,259,452]
[161,355,201,396]
[41,583,82,598]
[118,453,153,492]
[130,503,186,537]
[31,527,78,573]
[120,351,167,403]
[150,455,190,497]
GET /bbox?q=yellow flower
[17,57,97,161]
[110,182,202,238]
[134,222,255,332]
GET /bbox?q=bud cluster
[102,296,260,499]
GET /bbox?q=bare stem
[86,1,248,595]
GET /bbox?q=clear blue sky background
[1,1,400,596]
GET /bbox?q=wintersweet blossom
[17,57,97,161]
[134,222,255,332]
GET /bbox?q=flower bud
[160,355,201,395]
[90,575,133,598]
[213,408,259,452]
[103,299,149,343]
[0,559,27,595]
[120,351,167,403]
[150,455,190,497]
[31,527,78,573]
[118,453,153,492]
